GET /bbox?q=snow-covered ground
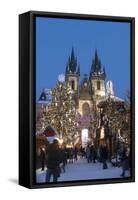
[36,157,130,183]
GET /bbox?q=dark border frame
[19,11,135,189]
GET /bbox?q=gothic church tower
[65,48,80,93]
[89,49,106,98]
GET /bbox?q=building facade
[65,48,106,133]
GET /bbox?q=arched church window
[71,80,75,90]
[97,81,101,90]
[82,103,90,116]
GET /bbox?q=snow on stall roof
[98,95,124,104]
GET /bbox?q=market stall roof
[41,125,57,137]
[97,94,124,108]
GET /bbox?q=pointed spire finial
[71,46,75,60]
[90,49,106,80]
[95,48,99,64]
[66,47,77,73]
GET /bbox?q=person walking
[68,148,74,163]
[80,146,85,158]
[100,143,108,169]
[46,139,62,182]
[40,147,45,171]
[73,146,78,161]
[120,144,129,177]
[90,145,97,163]
[60,145,67,173]
[86,145,91,163]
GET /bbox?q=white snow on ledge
[98,95,124,104]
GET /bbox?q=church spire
[71,47,75,60]
[91,58,95,73]
[65,47,78,74]
[93,49,101,72]
[65,47,80,92]
[95,48,99,65]
[90,49,106,80]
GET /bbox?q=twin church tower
[39,47,107,116]
[65,48,106,115]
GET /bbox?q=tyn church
[65,48,106,116]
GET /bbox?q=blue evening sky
[36,17,130,101]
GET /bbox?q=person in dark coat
[100,143,108,169]
[98,145,102,162]
[80,146,85,158]
[73,146,78,161]
[40,147,45,171]
[45,139,62,182]
[90,145,97,163]
[60,146,67,173]
[120,144,129,177]
[86,145,92,163]
[68,148,73,163]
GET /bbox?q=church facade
[65,48,106,117]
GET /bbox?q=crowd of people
[38,139,130,183]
